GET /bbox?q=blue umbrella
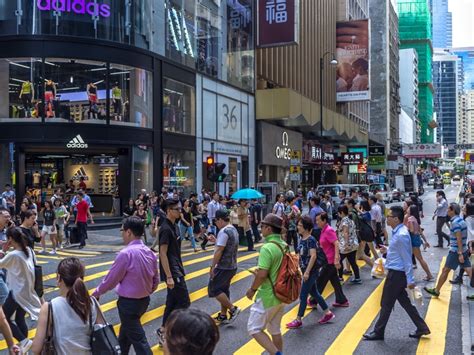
[231,188,264,200]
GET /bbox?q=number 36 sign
[218,96,242,144]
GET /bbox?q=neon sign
[37,0,111,18]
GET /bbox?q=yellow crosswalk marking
[234,261,366,355]
[325,280,385,354]
[417,257,451,355]
[147,267,258,352]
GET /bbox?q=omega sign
[275,132,292,160]
[37,0,111,18]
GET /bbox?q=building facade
[399,48,420,143]
[433,50,459,152]
[430,0,453,48]
[453,48,474,91]
[0,0,256,211]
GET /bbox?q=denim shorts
[445,251,471,270]
[0,273,9,306]
[411,234,422,248]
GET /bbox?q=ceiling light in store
[70,76,74,83]
[93,80,104,85]
[7,61,30,69]
[57,87,80,91]
[110,71,130,76]
[90,67,107,71]
[11,78,26,83]
[9,83,20,87]
[44,61,57,66]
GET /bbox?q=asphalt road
[4,184,466,355]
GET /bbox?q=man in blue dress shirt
[363,205,430,340]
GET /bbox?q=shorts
[208,268,237,298]
[411,234,422,248]
[247,298,285,336]
[445,251,471,270]
[42,225,56,235]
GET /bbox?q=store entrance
[20,146,130,215]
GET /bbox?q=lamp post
[319,51,338,138]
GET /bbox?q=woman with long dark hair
[0,227,41,353]
[406,205,433,281]
[40,200,57,255]
[32,257,104,354]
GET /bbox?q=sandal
[423,276,434,282]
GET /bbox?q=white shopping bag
[407,286,424,307]
[371,258,387,279]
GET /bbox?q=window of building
[163,148,196,196]
[132,145,153,199]
[163,78,195,135]
[1,58,42,122]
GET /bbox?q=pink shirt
[406,216,420,235]
[320,224,338,264]
[93,239,159,299]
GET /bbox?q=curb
[461,284,474,354]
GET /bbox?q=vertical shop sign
[258,0,299,47]
[336,19,370,102]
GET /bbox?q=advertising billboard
[402,144,442,158]
[257,0,299,47]
[336,19,370,102]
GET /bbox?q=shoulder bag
[90,297,121,354]
[32,250,44,297]
[41,302,57,355]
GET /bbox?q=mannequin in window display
[112,83,122,121]
[33,171,41,188]
[45,79,57,118]
[87,82,99,119]
[19,80,34,117]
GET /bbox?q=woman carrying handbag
[32,257,105,355]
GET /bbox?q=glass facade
[163,78,195,135]
[1,57,152,127]
[132,145,154,199]
[0,0,255,92]
[163,148,196,196]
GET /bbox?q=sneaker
[226,306,241,324]
[332,301,350,308]
[449,278,463,285]
[307,297,318,309]
[413,264,418,269]
[318,312,335,325]
[20,339,33,353]
[286,319,303,329]
[156,328,165,347]
[350,278,362,284]
[49,249,57,255]
[38,249,47,255]
[423,287,440,298]
[214,312,228,325]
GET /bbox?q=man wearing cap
[246,213,287,355]
[209,209,241,325]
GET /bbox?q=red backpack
[268,242,302,304]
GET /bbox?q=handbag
[32,250,44,297]
[41,302,56,355]
[90,297,121,354]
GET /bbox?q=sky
[449,0,474,47]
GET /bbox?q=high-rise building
[453,48,474,91]
[433,50,459,152]
[458,93,469,144]
[398,0,435,143]
[467,91,474,142]
[430,0,453,48]
[399,49,420,143]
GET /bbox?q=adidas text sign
[66,135,88,149]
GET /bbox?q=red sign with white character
[258,0,299,47]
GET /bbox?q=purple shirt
[93,239,159,299]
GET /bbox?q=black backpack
[315,240,328,268]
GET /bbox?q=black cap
[215,209,229,220]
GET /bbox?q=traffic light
[206,156,215,180]
[214,163,227,182]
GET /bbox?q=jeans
[117,296,152,355]
[298,269,328,317]
[436,216,450,246]
[237,227,254,250]
[317,264,348,304]
[76,221,87,247]
[251,223,261,242]
[3,292,28,342]
[0,273,8,305]
[179,222,196,249]
[338,250,360,279]
[162,277,190,327]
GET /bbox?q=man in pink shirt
[93,216,159,354]
[315,213,349,307]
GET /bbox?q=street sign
[290,150,301,166]
[449,143,474,150]
[290,165,301,174]
[402,144,442,158]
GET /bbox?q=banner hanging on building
[336,19,370,102]
[402,144,442,158]
[257,0,299,47]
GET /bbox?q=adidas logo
[66,135,88,149]
[72,167,89,181]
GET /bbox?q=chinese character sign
[258,0,299,47]
[336,20,370,102]
[341,152,363,165]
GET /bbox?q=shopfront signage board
[66,135,88,149]
[401,144,441,158]
[341,152,363,165]
[290,150,301,166]
[257,0,299,47]
[258,122,302,167]
[37,0,111,18]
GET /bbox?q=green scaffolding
[398,0,435,143]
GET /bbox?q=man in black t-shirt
[157,199,190,347]
[250,199,262,243]
[19,210,41,248]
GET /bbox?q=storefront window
[110,64,153,128]
[132,146,153,199]
[0,144,15,188]
[163,78,195,135]
[0,0,157,52]
[44,58,107,124]
[0,58,42,122]
[163,149,196,196]
[165,0,196,68]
